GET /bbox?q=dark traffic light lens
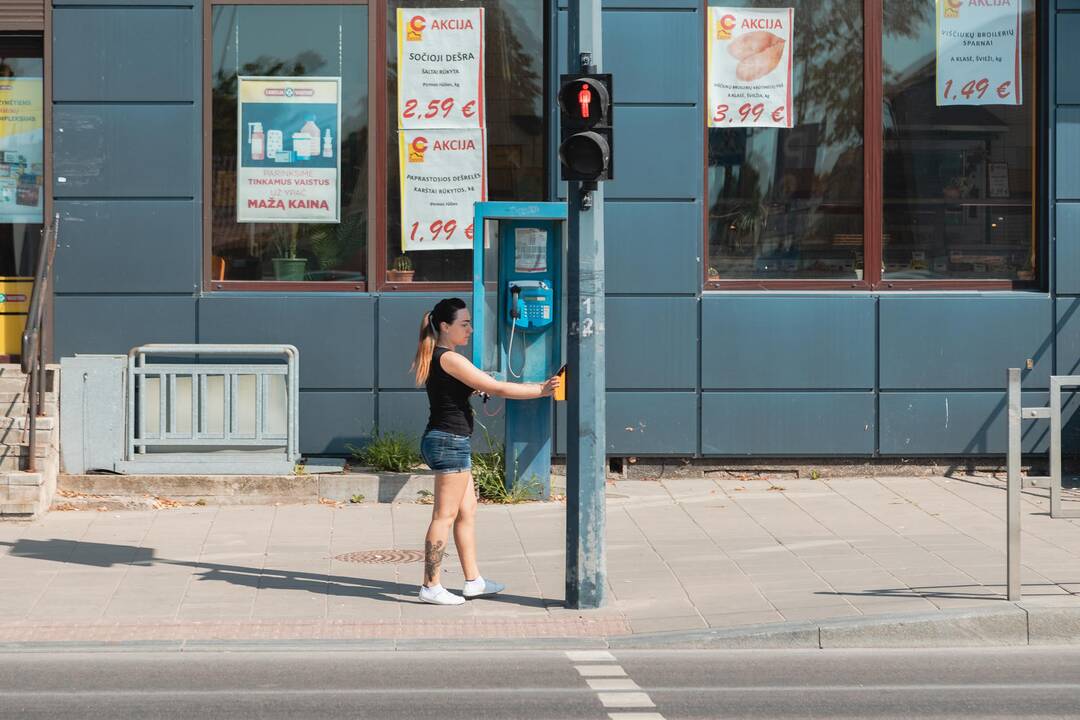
[559,132,610,178]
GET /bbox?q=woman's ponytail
[411,311,438,386]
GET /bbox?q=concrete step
[0,401,58,418]
[0,416,55,430]
[0,391,59,404]
[0,452,58,518]
[0,427,55,448]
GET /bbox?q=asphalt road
[1,646,1079,719]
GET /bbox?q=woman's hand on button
[540,374,561,397]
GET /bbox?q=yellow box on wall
[0,278,33,357]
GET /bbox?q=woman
[412,298,560,605]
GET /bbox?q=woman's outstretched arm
[440,351,559,400]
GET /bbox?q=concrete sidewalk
[1,475,1079,648]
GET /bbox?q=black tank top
[425,347,474,436]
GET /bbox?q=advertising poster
[0,77,44,224]
[397,7,485,129]
[399,128,486,252]
[236,76,341,223]
[706,7,794,129]
[936,0,1021,106]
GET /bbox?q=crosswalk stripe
[607,714,666,720]
[597,692,656,708]
[575,664,627,677]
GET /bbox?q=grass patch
[348,430,422,473]
[472,426,542,503]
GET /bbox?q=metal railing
[126,344,299,463]
[1005,368,1080,600]
[20,213,60,473]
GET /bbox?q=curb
[608,604,1080,650]
[0,605,1076,654]
[57,471,570,507]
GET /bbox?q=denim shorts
[420,429,472,473]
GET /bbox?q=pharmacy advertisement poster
[236,76,341,223]
[396,7,485,129]
[936,0,1022,106]
[707,7,794,129]
[399,128,486,252]
[0,77,44,224]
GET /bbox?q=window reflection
[210,5,369,283]
[707,0,864,280]
[883,1,1036,280]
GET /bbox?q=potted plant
[270,224,307,281]
[388,254,414,282]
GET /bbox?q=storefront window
[0,37,44,277]
[210,4,368,284]
[384,0,544,284]
[706,0,1039,288]
[883,0,1036,281]
[706,0,864,281]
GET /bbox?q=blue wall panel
[557,392,697,455]
[1057,203,1080,293]
[55,201,198,293]
[1057,108,1080,200]
[880,392,1049,455]
[198,295,375,389]
[701,296,876,390]
[605,202,701,294]
[54,296,197,358]
[53,106,197,198]
[1059,13,1080,105]
[607,297,697,389]
[602,107,701,199]
[701,392,875,455]
[557,9,700,104]
[879,295,1052,390]
[299,391,374,455]
[53,8,194,102]
[1058,297,1080,375]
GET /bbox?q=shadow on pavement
[0,538,550,608]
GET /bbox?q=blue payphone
[472,202,567,498]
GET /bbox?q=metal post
[565,0,607,609]
[1007,368,1021,601]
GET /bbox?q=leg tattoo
[424,539,446,584]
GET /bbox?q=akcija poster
[236,77,341,223]
[707,8,794,129]
[397,7,485,129]
[399,128,486,252]
[936,0,1022,106]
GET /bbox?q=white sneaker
[462,576,505,599]
[419,584,465,606]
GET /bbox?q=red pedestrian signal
[558,74,613,183]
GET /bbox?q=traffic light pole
[565,0,606,610]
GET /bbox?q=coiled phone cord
[507,320,524,379]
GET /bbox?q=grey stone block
[818,606,1029,648]
[608,621,820,650]
[1023,605,1080,645]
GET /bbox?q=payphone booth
[472,202,567,499]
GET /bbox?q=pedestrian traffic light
[558,73,613,183]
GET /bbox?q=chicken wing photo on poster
[707,7,794,129]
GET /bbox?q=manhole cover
[334,549,428,564]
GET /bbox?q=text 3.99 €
[712,102,786,124]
